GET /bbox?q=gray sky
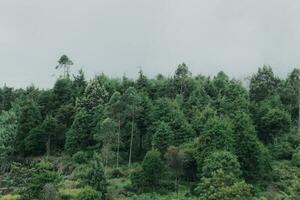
[0,0,300,88]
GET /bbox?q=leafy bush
[72,151,89,164]
[130,165,146,192]
[201,151,241,178]
[292,148,300,167]
[110,168,124,178]
[75,187,102,200]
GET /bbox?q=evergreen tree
[152,122,173,154]
[196,115,234,173]
[142,149,164,189]
[65,109,94,154]
[15,98,42,156]
[249,65,280,102]
[0,110,17,167]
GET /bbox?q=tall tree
[55,55,73,78]
[123,87,140,167]
[107,91,124,168]
[93,118,118,166]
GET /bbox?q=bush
[201,151,241,178]
[0,194,21,200]
[75,187,102,200]
[110,168,124,178]
[73,151,89,164]
[130,165,146,192]
[292,148,300,167]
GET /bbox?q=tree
[174,63,192,96]
[107,91,124,168]
[196,169,252,200]
[249,65,280,102]
[79,153,107,199]
[196,115,234,174]
[123,87,141,167]
[93,118,118,166]
[191,106,216,136]
[53,78,73,108]
[65,109,94,154]
[164,146,185,195]
[254,99,291,143]
[0,85,15,111]
[40,115,65,156]
[15,98,42,156]
[76,74,110,110]
[142,149,164,190]
[55,55,73,78]
[278,68,300,126]
[73,69,87,97]
[201,151,241,178]
[233,112,271,181]
[0,110,17,167]
[152,122,173,154]
[150,98,194,146]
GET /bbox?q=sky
[0,0,300,88]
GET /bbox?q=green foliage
[196,115,234,173]
[75,187,102,200]
[1,63,300,199]
[196,170,252,200]
[15,98,42,156]
[201,151,241,178]
[0,110,17,167]
[141,149,164,189]
[75,153,107,198]
[233,112,271,181]
[292,148,300,167]
[72,151,89,164]
[65,109,94,154]
[250,65,280,102]
[130,165,146,192]
[0,194,21,200]
[257,106,291,143]
[152,122,173,153]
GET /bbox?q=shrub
[75,187,102,200]
[72,151,89,164]
[130,165,146,192]
[0,194,21,200]
[110,168,124,178]
[201,151,241,178]
[292,148,300,167]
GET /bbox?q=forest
[0,55,300,200]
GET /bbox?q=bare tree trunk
[117,117,121,168]
[128,107,135,167]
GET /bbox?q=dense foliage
[0,57,299,199]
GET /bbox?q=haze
[1,0,300,88]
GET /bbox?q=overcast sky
[0,0,300,88]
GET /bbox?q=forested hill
[0,55,300,200]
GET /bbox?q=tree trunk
[128,107,135,167]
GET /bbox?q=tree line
[0,55,300,199]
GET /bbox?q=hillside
[0,56,300,200]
